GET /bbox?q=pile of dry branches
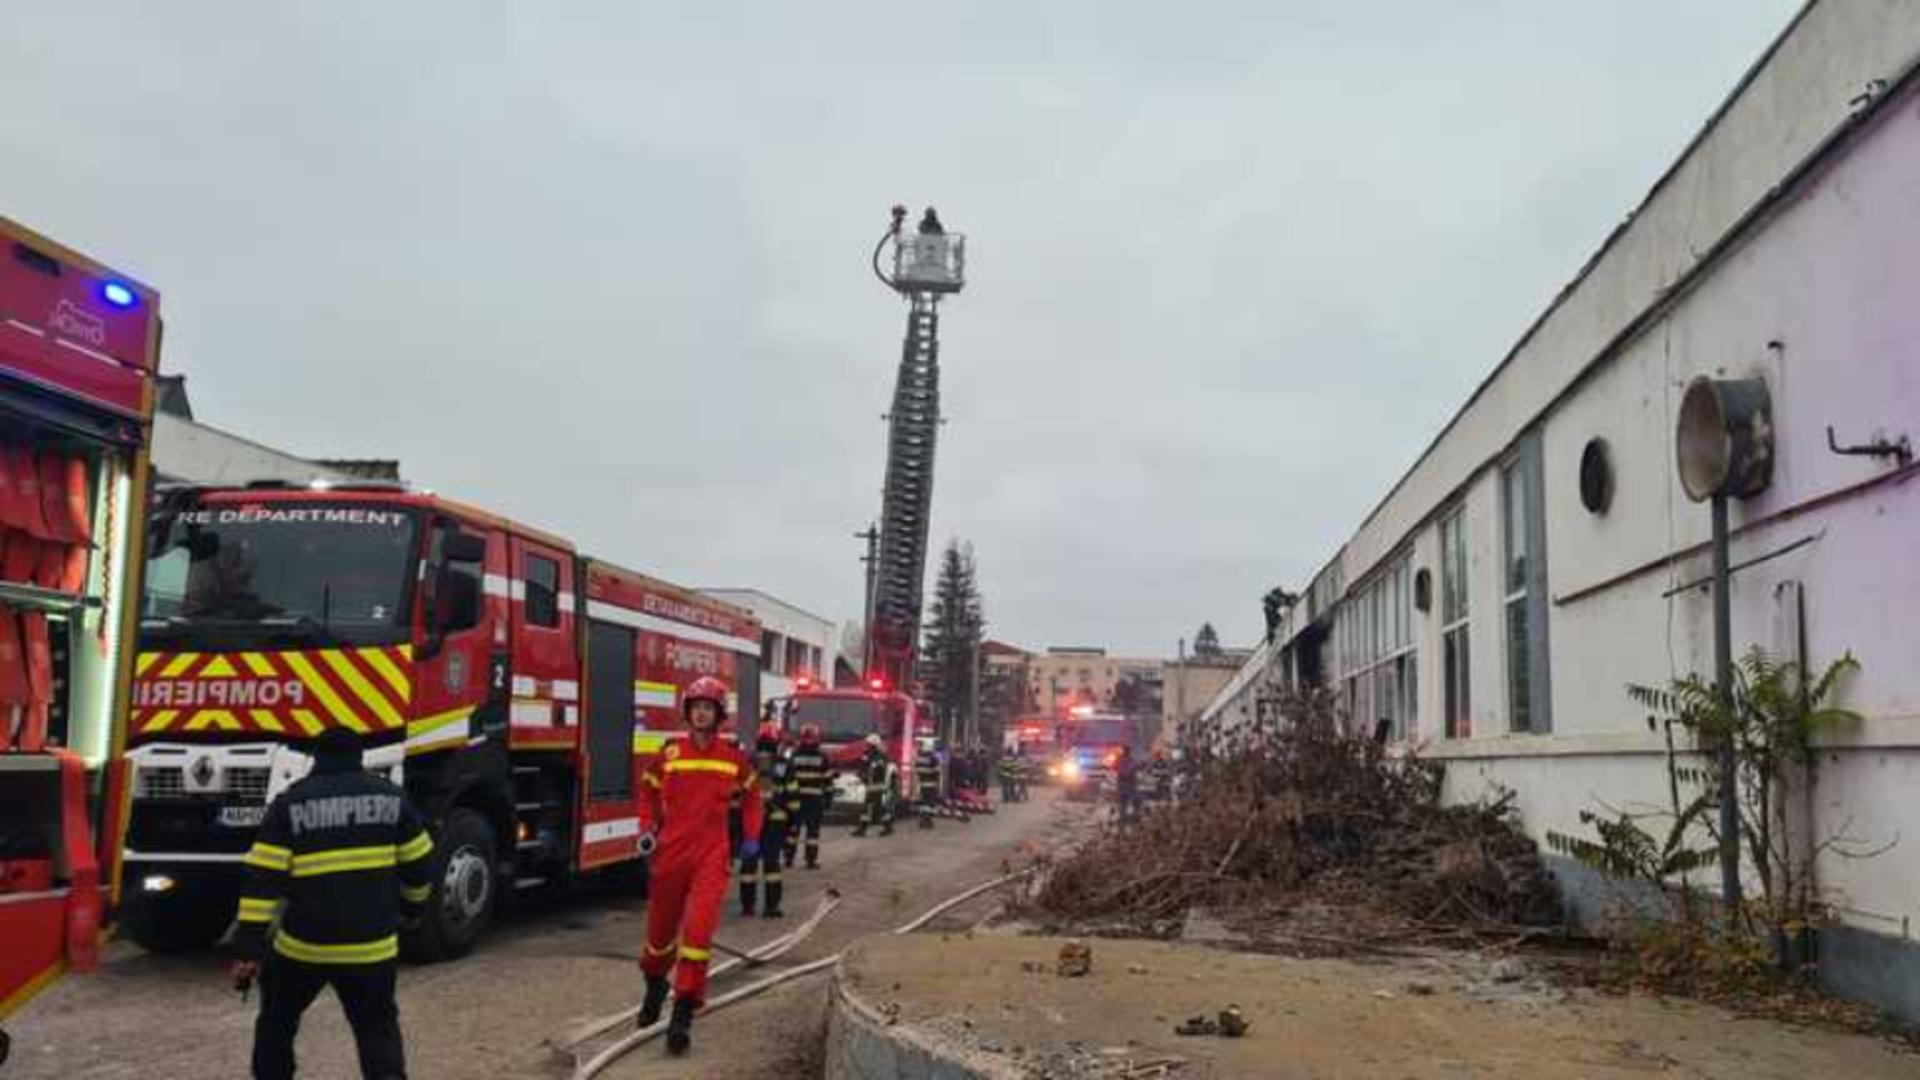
[1034,691,1560,935]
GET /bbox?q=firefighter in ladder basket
[849,733,895,837]
[740,723,792,919]
[785,723,830,869]
[635,677,762,1056]
[226,727,436,1080]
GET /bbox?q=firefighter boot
[738,878,757,917]
[665,998,697,1056]
[762,881,784,919]
[636,976,671,1029]
[805,841,819,870]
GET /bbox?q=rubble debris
[1058,939,1094,977]
[1173,1007,1248,1039]
[1126,963,1150,975]
[1030,691,1561,942]
[1173,1015,1217,1037]
[1217,1005,1249,1037]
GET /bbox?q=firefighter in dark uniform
[915,740,943,829]
[227,727,435,1080]
[849,733,895,837]
[998,747,1022,803]
[740,724,792,918]
[785,724,830,869]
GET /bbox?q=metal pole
[967,639,980,748]
[1711,493,1744,920]
[1176,638,1187,733]
[855,525,878,675]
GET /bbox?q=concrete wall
[1206,6,1920,1018]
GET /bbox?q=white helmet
[865,733,884,748]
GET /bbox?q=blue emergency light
[100,281,137,309]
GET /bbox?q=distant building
[699,588,837,708]
[1026,647,1164,717]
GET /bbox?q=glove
[738,839,760,862]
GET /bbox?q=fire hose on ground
[563,868,1037,1079]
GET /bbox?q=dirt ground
[842,933,1920,1079]
[6,793,1091,1079]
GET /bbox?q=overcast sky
[3,1,1802,655]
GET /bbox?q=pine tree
[922,540,984,745]
[1194,622,1222,658]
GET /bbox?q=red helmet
[758,721,781,742]
[799,724,822,743]
[680,676,730,722]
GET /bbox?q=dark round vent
[1580,437,1614,514]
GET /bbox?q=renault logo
[190,754,216,789]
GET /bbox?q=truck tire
[404,808,496,962]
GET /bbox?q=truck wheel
[405,808,496,962]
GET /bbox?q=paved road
[8,791,1086,1079]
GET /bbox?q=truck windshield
[1064,719,1131,748]
[789,696,888,743]
[145,502,420,645]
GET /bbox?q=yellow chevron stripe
[199,656,238,678]
[280,653,369,734]
[159,653,200,678]
[142,709,180,733]
[240,652,277,677]
[249,709,286,734]
[292,710,325,737]
[135,652,161,676]
[321,650,403,730]
[184,710,242,731]
[359,647,410,704]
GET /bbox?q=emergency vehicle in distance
[0,217,161,1061]
[121,484,761,959]
[775,677,924,814]
[1049,708,1137,801]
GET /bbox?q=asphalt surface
[6,790,1086,1079]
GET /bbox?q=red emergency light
[794,675,814,691]
[867,677,886,691]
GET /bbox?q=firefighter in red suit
[635,676,762,1056]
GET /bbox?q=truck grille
[136,765,271,801]
[226,767,270,801]
[138,766,186,800]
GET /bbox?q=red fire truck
[0,218,161,1062]
[122,485,761,959]
[777,680,924,813]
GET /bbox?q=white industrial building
[1200,5,1920,1020]
[698,588,837,709]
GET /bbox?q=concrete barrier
[824,950,1020,1080]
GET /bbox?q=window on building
[1339,554,1416,740]
[1440,510,1470,738]
[761,631,778,672]
[1503,432,1551,732]
[524,553,560,629]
